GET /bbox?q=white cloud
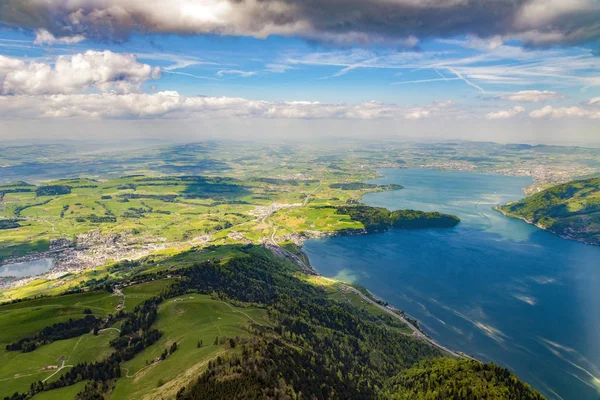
[0,91,457,121]
[0,51,160,95]
[485,106,525,119]
[405,109,431,120]
[34,29,85,45]
[529,105,600,119]
[502,90,564,103]
[589,97,600,105]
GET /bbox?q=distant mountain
[497,177,600,245]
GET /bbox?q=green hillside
[497,177,600,245]
[0,246,543,400]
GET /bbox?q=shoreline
[277,238,475,361]
[493,206,598,246]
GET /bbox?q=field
[0,247,409,399]
[0,247,414,399]
[3,139,600,275]
[0,269,268,400]
[0,291,121,398]
[30,382,88,400]
[2,141,599,193]
[0,174,378,265]
[112,294,268,400]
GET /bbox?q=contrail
[447,67,485,93]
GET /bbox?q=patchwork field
[0,174,383,265]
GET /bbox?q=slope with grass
[497,177,600,245]
[2,246,543,400]
[111,294,269,400]
[0,291,121,397]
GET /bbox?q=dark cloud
[0,0,599,47]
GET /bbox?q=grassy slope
[0,285,265,399]
[0,291,121,397]
[498,177,600,244]
[112,294,268,400]
[0,246,268,399]
[30,381,88,400]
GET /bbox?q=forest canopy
[337,204,460,233]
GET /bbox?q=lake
[0,258,55,278]
[303,168,600,400]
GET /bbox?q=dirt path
[42,360,73,383]
[99,327,121,334]
[218,300,264,327]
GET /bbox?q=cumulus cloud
[502,90,564,103]
[0,51,160,95]
[529,105,600,119]
[0,91,457,120]
[34,29,85,45]
[1,0,599,46]
[485,106,525,119]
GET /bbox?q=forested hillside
[2,246,543,399]
[336,204,460,233]
[497,177,600,245]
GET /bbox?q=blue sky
[0,0,599,143]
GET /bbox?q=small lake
[304,168,600,400]
[0,258,55,278]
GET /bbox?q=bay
[303,168,600,400]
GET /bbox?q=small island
[496,177,600,245]
[336,204,460,233]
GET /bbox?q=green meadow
[112,294,268,400]
[0,291,121,398]
[0,279,268,399]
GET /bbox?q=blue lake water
[0,258,55,278]
[303,168,600,400]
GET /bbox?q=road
[341,285,468,359]
[262,181,469,359]
[260,179,469,357]
[266,232,468,358]
[302,181,322,206]
[264,180,322,275]
[42,360,73,383]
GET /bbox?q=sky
[0,0,599,144]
